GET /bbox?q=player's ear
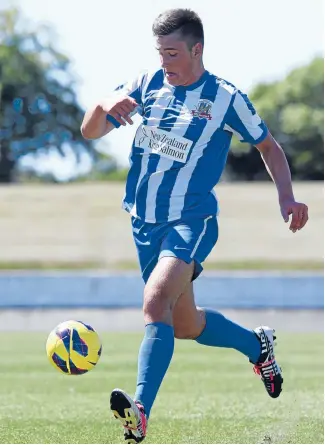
[192,42,202,58]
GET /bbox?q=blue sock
[195,308,261,363]
[134,322,174,418]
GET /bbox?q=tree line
[0,7,323,183]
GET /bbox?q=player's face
[156,32,203,87]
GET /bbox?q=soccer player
[81,9,309,443]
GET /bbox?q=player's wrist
[278,193,295,204]
[106,114,121,128]
[276,181,295,203]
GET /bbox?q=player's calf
[173,288,206,339]
[173,310,205,339]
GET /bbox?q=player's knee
[143,285,173,321]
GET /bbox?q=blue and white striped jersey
[107,69,268,223]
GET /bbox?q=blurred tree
[0,7,96,183]
[227,57,324,180]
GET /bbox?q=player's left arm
[224,89,308,232]
[255,132,308,232]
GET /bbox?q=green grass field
[0,333,323,444]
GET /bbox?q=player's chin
[165,73,180,85]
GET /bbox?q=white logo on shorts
[135,125,193,163]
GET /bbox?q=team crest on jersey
[191,99,213,120]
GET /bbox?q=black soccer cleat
[110,388,147,443]
[252,326,283,398]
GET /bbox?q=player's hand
[279,199,309,233]
[100,96,138,127]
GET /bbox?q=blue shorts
[131,215,218,283]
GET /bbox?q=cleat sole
[110,390,138,430]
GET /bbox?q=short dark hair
[152,9,204,49]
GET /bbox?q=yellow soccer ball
[46,320,102,375]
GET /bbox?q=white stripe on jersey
[130,86,171,218]
[232,93,264,140]
[129,155,149,218]
[145,155,172,222]
[167,84,235,221]
[144,84,205,222]
[140,71,158,104]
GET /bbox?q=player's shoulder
[122,68,160,86]
[142,68,164,86]
[207,72,238,96]
[139,69,167,97]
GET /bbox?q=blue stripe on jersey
[123,70,164,213]
[142,70,165,125]
[123,153,139,213]
[185,129,232,211]
[129,88,142,104]
[183,77,220,159]
[239,92,257,115]
[137,80,186,220]
[159,90,187,131]
[153,88,187,221]
[180,79,221,219]
[131,71,166,220]
[220,90,236,130]
[155,76,220,222]
[114,82,142,104]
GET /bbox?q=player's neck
[183,64,206,87]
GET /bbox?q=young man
[81,8,309,444]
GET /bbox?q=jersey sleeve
[106,72,146,129]
[223,90,268,145]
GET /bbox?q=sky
[10,0,325,176]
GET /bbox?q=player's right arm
[81,96,138,140]
[81,72,146,140]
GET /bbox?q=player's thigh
[131,216,164,283]
[144,256,195,313]
[173,283,205,339]
[160,215,218,281]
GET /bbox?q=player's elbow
[81,119,114,140]
[80,122,103,140]
[80,124,95,140]
[255,132,280,156]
